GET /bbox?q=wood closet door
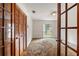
[11,3,15,56]
[4,3,12,56]
[14,5,20,56]
[0,3,4,56]
[0,3,27,56]
[19,12,24,55]
[23,15,27,51]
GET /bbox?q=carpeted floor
[23,38,77,56]
[27,38,57,56]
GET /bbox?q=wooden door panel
[11,3,15,56]
[4,3,11,12]
[23,16,26,51]
[0,19,2,46]
[0,3,2,7]
[19,12,24,55]
[15,19,19,56]
[15,39,19,55]
[0,19,3,56]
[4,3,11,56]
[14,5,20,56]
[0,8,3,18]
[0,47,3,56]
[5,43,11,56]
[0,3,27,56]
[20,36,23,55]
[0,3,26,56]
[0,3,4,56]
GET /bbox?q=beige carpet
[24,38,77,56]
[27,38,57,56]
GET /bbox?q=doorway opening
[43,24,53,39]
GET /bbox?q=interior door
[0,3,14,56]
[4,3,12,56]
[23,15,27,51]
[0,3,4,56]
[11,3,15,56]
[13,4,27,56]
[0,3,27,56]
[57,3,78,56]
[14,4,20,56]
[19,12,24,55]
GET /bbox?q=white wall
[16,4,32,47]
[27,16,32,47]
[32,20,57,38]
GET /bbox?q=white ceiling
[19,3,57,20]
